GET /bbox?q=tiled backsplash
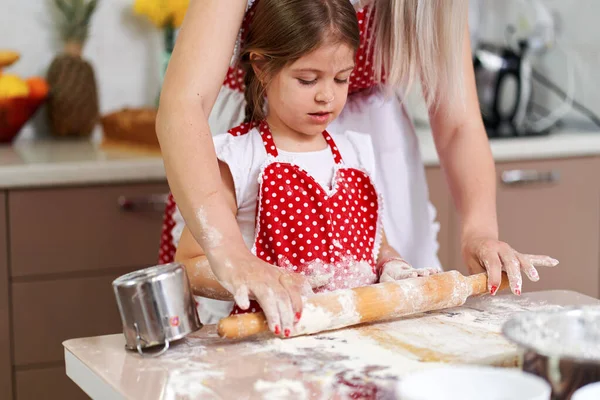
[1,0,597,140]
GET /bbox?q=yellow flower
[133,0,189,28]
[170,0,189,27]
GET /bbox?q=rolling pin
[217,270,509,339]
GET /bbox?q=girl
[157,0,559,332]
[170,0,438,337]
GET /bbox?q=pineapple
[46,0,100,137]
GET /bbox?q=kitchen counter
[2,126,600,188]
[0,140,165,189]
[416,126,600,167]
[63,290,598,399]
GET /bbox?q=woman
[156,0,558,328]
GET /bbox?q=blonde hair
[371,0,468,108]
[240,0,360,123]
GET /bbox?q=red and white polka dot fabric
[223,2,382,94]
[230,120,380,315]
[158,193,177,265]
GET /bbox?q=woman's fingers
[525,254,559,268]
[498,247,523,295]
[517,252,539,282]
[233,284,250,310]
[479,247,503,295]
[280,273,307,326]
[254,285,283,335]
[272,285,294,338]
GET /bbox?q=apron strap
[258,120,344,164]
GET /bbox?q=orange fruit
[27,77,49,99]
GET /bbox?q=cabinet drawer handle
[501,169,560,186]
[118,194,169,212]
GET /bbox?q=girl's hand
[462,236,559,296]
[207,246,313,337]
[379,258,440,283]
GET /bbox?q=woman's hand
[207,246,313,337]
[462,236,559,296]
[379,258,440,283]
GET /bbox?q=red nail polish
[274,325,280,335]
[490,285,498,295]
[295,312,302,323]
[284,329,290,338]
[515,288,521,296]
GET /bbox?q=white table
[64,290,598,399]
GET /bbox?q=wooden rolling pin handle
[467,271,510,295]
[217,271,510,339]
[218,312,268,339]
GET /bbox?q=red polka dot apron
[231,121,382,315]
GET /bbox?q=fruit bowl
[0,95,47,144]
[0,50,50,144]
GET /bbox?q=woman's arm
[156,0,308,336]
[174,159,237,301]
[427,22,558,295]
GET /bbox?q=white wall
[2,0,598,140]
[0,0,162,140]
[475,0,600,128]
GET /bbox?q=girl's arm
[376,232,438,282]
[427,20,558,296]
[156,0,307,335]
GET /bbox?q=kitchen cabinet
[1,181,169,399]
[9,183,169,277]
[0,191,12,400]
[425,167,455,271]
[16,367,88,400]
[493,157,600,297]
[12,274,130,366]
[426,157,600,299]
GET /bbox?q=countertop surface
[2,125,600,189]
[63,290,598,400]
[0,140,166,189]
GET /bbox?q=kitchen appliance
[502,307,600,400]
[473,41,539,138]
[473,0,562,138]
[112,262,202,357]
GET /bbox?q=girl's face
[264,42,355,137]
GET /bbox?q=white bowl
[396,365,551,400]
[572,382,600,400]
